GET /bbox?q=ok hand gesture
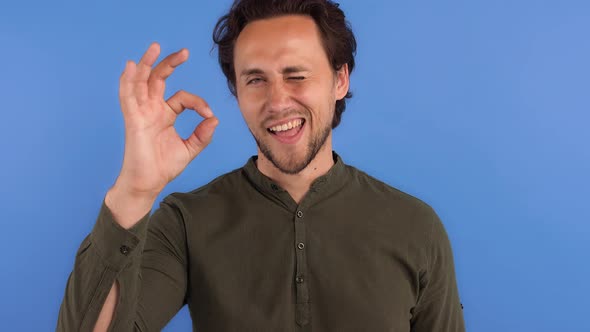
[115,42,219,198]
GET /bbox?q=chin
[251,120,331,175]
[259,143,312,175]
[271,152,313,175]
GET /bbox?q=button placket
[293,207,310,326]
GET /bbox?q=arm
[57,193,189,331]
[56,193,152,331]
[410,206,465,332]
[92,187,157,331]
[57,42,218,331]
[93,280,119,332]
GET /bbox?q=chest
[185,204,423,331]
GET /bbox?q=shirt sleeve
[410,205,466,332]
[56,195,189,331]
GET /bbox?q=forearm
[93,188,154,330]
[92,281,119,332]
[57,198,151,331]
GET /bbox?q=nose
[265,80,291,113]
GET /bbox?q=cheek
[245,87,268,104]
[237,93,263,121]
[308,85,336,118]
[294,84,325,108]
[237,102,256,129]
[240,109,274,136]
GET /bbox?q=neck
[256,135,334,204]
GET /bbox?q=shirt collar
[242,151,349,211]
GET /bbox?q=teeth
[269,119,303,132]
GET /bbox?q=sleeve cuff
[90,198,151,271]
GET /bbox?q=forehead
[234,15,329,70]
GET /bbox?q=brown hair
[212,0,357,129]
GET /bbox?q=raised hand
[107,42,219,227]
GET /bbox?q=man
[58,0,465,331]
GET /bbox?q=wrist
[105,185,158,229]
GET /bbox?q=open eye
[247,78,263,85]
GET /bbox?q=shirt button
[120,245,131,255]
[296,210,304,218]
[295,275,305,283]
[297,242,305,250]
[271,184,279,190]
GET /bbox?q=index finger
[166,90,213,118]
[147,48,189,98]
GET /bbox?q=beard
[251,119,332,175]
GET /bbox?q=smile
[266,118,306,144]
[267,119,304,133]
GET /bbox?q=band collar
[242,151,348,211]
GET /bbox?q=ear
[334,63,350,101]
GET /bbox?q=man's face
[233,15,349,174]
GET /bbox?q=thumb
[184,116,219,160]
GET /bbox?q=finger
[134,42,161,104]
[184,116,219,160]
[119,60,138,109]
[147,48,189,99]
[166,90,214,118]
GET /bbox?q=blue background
[1,0,589,331]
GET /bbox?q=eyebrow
[240,68,264,77]
[240,66,309,78]
[282,66,308,74]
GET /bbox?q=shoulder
[159,166,247,215]
[345,164,435,213]
[344,164,443,235]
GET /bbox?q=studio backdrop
[0,0,588,331]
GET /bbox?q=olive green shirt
[57,152,465,331]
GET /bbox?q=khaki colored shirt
[57,152,465,331]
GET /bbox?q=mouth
[266,118,306,144]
